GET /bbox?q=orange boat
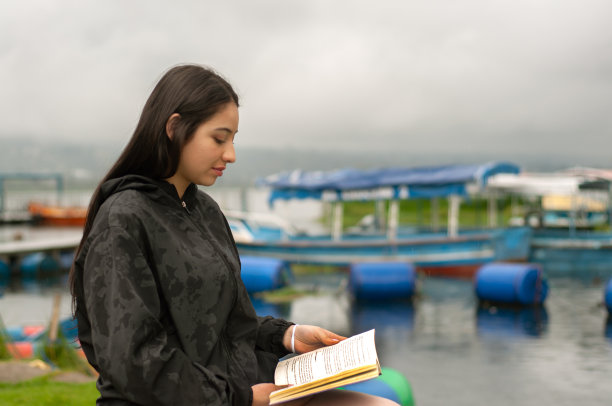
[28,202,87,227]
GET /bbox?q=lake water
[1,269,610,406]
[273,274,612,406]
[1,188,612,405]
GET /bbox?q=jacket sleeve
[255,316,293,357]
[82,225,252,406]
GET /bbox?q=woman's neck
[164,175,188,199]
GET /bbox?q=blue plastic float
[19,253,60,278]
[6,317,78,342]
[6,325,46,342]
[349,262,416,301]
[474,263,548,305]
[239,256,290,293]
[605,278,612,313]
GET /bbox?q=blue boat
[227,162,531,278]
[487,168,612,278]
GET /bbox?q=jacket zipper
[179,199,238,308]
[179,198,246,379]
[181,200,191,215]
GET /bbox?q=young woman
[70,64,397,406]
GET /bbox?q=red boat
[28,202,87,227]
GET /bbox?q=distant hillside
[0,137,608,188]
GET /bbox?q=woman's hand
[251,383,286,406]
[283,324,346,354]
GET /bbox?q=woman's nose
[223,143,236,163]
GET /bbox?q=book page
[274,329,377,387]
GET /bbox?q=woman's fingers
[322,329,346,345]
[294,326,347,352]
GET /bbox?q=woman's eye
[214,138,225,145]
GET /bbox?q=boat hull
[235,227,531,279]
[28,202,86,227]
[530,230,612,278]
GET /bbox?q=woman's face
[172,102,238,192]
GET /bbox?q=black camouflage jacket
[74,175,292,405]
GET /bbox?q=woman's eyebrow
[214,127,237,134]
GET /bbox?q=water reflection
[420,276,475,303]
[3,266,612,406]
[476,305,549,338]
[350,300,415,339]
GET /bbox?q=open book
[270,329,381,404]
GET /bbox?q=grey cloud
[0,0,611,165]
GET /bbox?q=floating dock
[0,236,81,257]
[0,233,81,274]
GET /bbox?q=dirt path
[0,360,96,384]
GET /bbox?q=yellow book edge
[269,360,381,404]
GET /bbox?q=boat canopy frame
[258,162,521,240]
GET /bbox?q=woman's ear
[165,113,181,140]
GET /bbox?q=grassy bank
[0,374,97,405]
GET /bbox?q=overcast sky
[1,0,611,161]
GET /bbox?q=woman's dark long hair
[69,64,239,311]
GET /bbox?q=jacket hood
[99,175,198,206]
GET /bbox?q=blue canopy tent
[259,162,520,203]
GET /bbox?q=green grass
[330,196,531,230]
[0,316,13,360]
[0,374,98,406]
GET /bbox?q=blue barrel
[20,253,60,278]
[349,262,416,301]
[605,278,612,313]
[474,263,548,305]
[240,256,290,293]
[344,367,414,406]
[59,251,76,270]
[0,259,10,279]
[0,260,10,295]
